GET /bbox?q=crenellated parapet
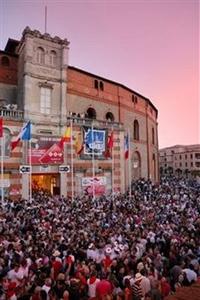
[21,26,69,46]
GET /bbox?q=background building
[159,144,200,177]
[0,27,159,199]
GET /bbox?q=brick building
[0,27,159,199]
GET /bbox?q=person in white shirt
[183,267,197,283]
[7,263,24,287]
[42,278,52,300]
[87,271,100,299]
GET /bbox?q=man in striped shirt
[132,273,144,300]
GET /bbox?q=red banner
[29,136,63,164]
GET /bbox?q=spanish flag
[75,131,84,155]
[59,126,71,148]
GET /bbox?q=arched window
[1,56,10,66]
[152,153,156,181]
[94,79,98,89]
[152,127,155,144]
[105,112,114,122]
[49,50,57,66]
[99,81,104,91]
[36,47,45,64]
[133,120,139,140]
[87,107,97,119]
[132,151,141,179]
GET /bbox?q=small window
[185,162,187,167]
[87,107,96,119]
[179,155,182,160]
[106,112,114,122]
[152,127,155,144]
[191,162,193,167]
[180,162,182,167]
[1,56,10,66]
[134,96,138,103]
[185,154,187,159]
[195,153,200,159]
[190,154,193,159]
[36,47,45,64]
[94,80,98,89]
[133,120,139,140]
[99,81,104,91]
[49,50,57,66]
[195,162,200,168]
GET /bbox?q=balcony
[66,116,123,130]
[0,108,24,120]
[0,109,123,129]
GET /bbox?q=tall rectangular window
[40,87,51,114]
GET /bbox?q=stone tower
[16,27,69,130]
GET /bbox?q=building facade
[0,27,159,199]
[159,144,200,176]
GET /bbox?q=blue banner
[84,128,106,155]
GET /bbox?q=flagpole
[128,129,132,199]
[111,128,114,201]
[29,139,32,201]
[92,121,95,200]
[1,136,4,204]
[70,119,74,200]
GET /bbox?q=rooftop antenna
[45,5,47,33]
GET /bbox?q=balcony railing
[0,108,24,120]
[0,109,123,129]
[66,116,123,130]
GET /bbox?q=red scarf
[89,276,97,284]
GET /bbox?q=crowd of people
[0,175,200,300]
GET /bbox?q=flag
[11,121,31,150]
[124,133,129,159]
[0,118,3,138]
[107,131,114,149]
[75,131,84,155]
[59,126,71,148]
[104,131,114,158]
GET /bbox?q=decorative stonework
[22,26,70,46]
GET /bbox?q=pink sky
[0,0,199,148]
